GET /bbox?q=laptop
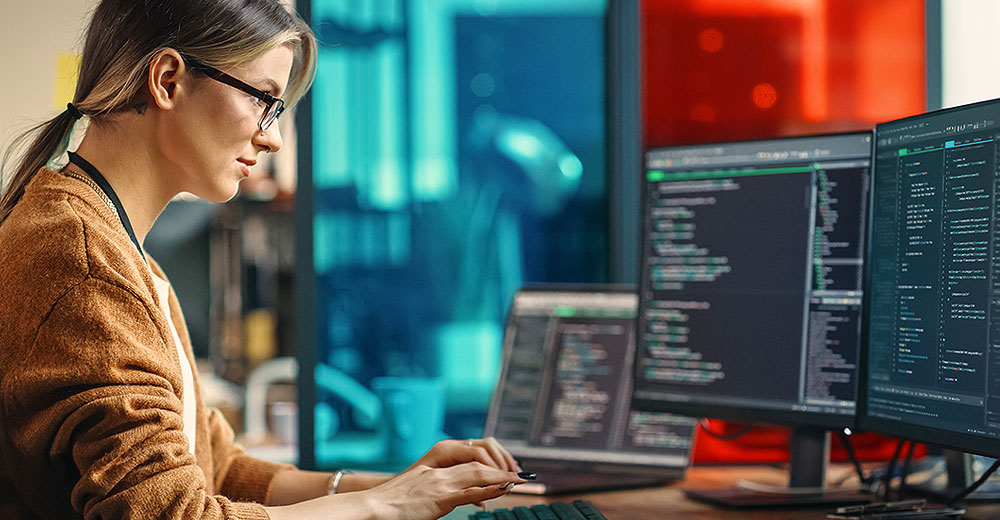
[484,285,696,495]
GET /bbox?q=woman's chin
[213,180,243,203]
[224,185,242,202]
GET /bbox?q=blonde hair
[0,0,317,224]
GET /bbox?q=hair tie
[66,103,83,120]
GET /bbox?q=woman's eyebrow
[255,77,282,96]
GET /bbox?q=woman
[0,1,528,518]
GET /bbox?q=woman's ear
[147,48,187,111]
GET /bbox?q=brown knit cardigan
[0,168,292,519]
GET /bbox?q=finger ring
[465,439,474,446]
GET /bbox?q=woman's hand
[266,438,527,519]
[367,461,528,519]
[408,437,521,473]
[266,463,527,520]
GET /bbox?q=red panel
[692,421,928,464]
[640,0,926,464]
[641,0,925,145]
[642,2,803,145]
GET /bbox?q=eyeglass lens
[261,99,283,131]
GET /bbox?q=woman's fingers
[462,439,505,470]
[483,436,521,472]
[456,481,516,507]
[368,462,526,518]
[417,437,522,474]
[463,437,520,472]
[439,462,525,509]
[443,461,525,488]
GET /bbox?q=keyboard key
[495,509,518,520]
[572,500,608,520]
[469,501,606,520]
[530,504,559,520]
[550,502,587,520]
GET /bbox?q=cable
[882,439,905,500]
[898,441,917,498]
[947,457,1000,506]
[697,418,753,441]
[837,431,870,487]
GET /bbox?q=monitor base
[684,427,873,508]
[903,484,1000,504]
[903,450,1000,504]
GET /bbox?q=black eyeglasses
[185,58,286,132]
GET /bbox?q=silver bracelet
[327,469,354,495]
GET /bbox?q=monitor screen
[486,287,694,469]
[632,133,872,429]
[862,98,1000,457]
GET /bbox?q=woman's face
[164,45,293,202]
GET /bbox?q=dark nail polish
[517,472,537,480]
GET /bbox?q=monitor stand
[904,449,1000,503]
[683,427,872,508]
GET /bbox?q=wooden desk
[452,465,1000,519]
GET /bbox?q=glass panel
[942,0,1000,107]
[310,0,609,471]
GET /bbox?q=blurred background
[3,0,1000,472]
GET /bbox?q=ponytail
[0,109,79,225]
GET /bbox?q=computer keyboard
[470,500,608,520]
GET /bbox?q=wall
[0,1,97,172]
[0,0,299,192]
[942,0,1000,108]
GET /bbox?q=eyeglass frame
[183,57,286,132]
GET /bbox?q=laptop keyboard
[470,500,608,520]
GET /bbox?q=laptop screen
[486,287,695,469]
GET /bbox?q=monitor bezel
[858,96,1000,459]
[631,130,874,431]
[485,283,695,471]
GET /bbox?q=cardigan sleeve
[0,277,270,520]
[207,407,295,504]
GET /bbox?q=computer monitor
[861,98,1000,491]
[631,132,873,506]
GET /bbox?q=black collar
[67,151,146,262]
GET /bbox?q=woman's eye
[251,93,271,108]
